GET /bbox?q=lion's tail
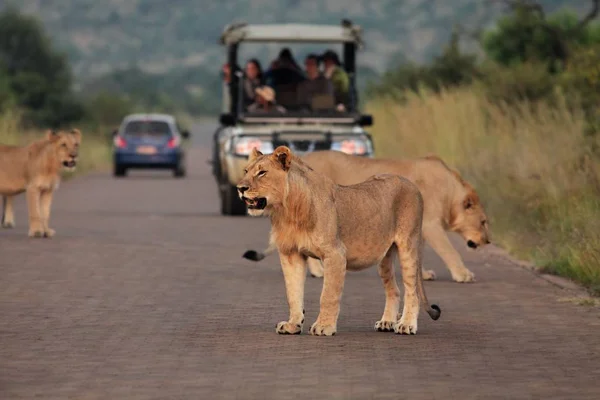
[242,242,277,262]
[417,261,441,321]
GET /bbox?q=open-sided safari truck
[212,19,375,215]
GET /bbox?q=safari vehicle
[112,113,190,178]
[212,19,375,216]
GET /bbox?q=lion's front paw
[2,220,14,229]
[309,321,337,336]
[422,269,436,281]
[451,268,476,283]
[28,229,44,238]
[43,228,56,238]
[374,320,395,332]
[275,321,302,335]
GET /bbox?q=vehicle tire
[220,184,247,216]
[113,164,126,177]
[173,164,186,178]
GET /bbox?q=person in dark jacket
[264,47,305,88]
[296,54,335,111]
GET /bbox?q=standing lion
[237,146,440,336]
[0,129,82,237]
[244,150,491,283]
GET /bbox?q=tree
[483,0,600,72]
[0,7,83,126]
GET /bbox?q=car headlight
[233,137,274,156]
[331,138,371,155]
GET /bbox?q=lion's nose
[69,153,77,158]
[237,185,249,194]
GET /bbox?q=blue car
[112,114,190,178]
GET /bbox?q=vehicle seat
[311,93,336,111]
[274,82,300,109]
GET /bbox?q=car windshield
[124,121,172,137]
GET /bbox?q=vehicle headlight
[233,137,274,156]
[331,138,371,155]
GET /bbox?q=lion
[0,129,82,237]
[244,150,491,283]
[237,146,441,336]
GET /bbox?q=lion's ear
[45,129,58,141]
[272,146,292,171]
[463,191,479,210]
[71,128,82,142]
[249,147,263,162]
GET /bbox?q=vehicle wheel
[113,165,126,177]
[173,165,186,178]
[220,184,247,216]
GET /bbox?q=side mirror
[219,113,236,127]
[181,130,191,139]
[357,114,373,127]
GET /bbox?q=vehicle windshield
[222,44,357,118]
[124,121,172,137]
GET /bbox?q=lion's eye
[61,143,67,148]
[481,220,487,226]
[243,169,248,174]
[257,170,267,177]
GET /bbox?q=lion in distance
[0,129,82,237]
[237,146,440,336]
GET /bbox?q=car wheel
[114,165,126,177]
[220,184,247,216]
[173,165,186,178]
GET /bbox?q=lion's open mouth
[244,197,267,210]
[63,160,77,168]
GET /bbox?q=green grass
[366,88,600,295]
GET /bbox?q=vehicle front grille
[272,138,331,153]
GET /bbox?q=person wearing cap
[321,50,350,110]
[247,86,286,113]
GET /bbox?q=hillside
[8,1,584,77]
[1,0,588,114]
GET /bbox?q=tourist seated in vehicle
[246,86,286,113]
[264,48,306,109]
[296,53,335,112]
[221,62,240,111]
[242,58,265,108]
[321,49,350,111]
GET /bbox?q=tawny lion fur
[252,150,491,283]
[237,146,440,336]
[1,129,82,237]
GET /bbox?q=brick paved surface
[1,124,600,399]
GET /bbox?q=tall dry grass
[0,108,112,176]
[366,88,600,294]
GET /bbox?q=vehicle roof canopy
[219,21,363,47]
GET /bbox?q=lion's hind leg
[374,246,401,332]
[394,234,422,335]
[307,257,324,278]
[2,195,15,228]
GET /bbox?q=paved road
[2,122,600,400]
